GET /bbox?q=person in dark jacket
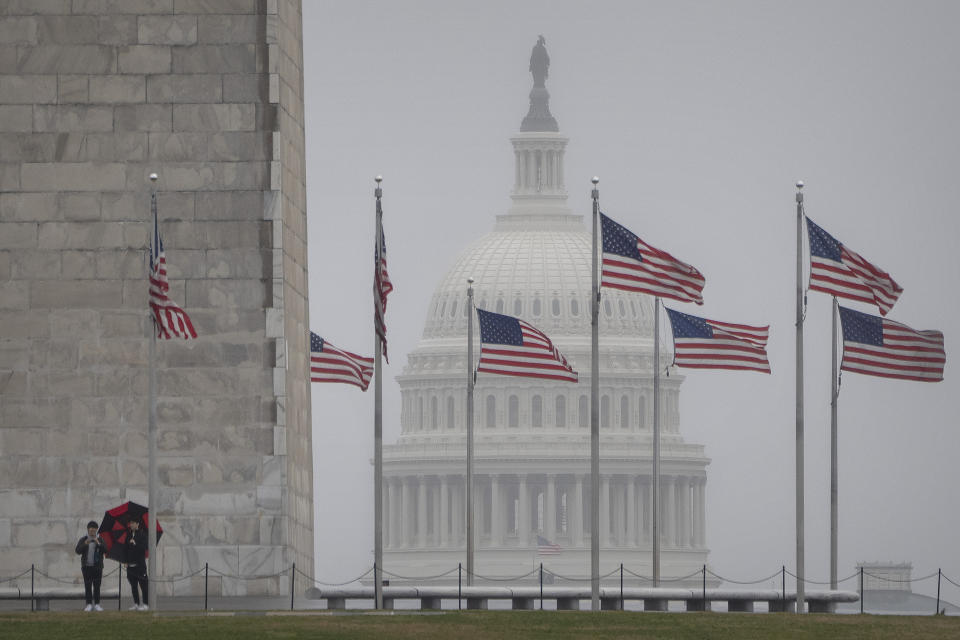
[75,520,106,611]
[124,519,149,611]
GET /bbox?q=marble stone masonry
[0,0,313,596]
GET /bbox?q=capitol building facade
[382,42,710,582]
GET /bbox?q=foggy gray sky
[302,1,960,597]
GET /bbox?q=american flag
[537,535,561,555]
[665,308,770,373]
[838,306,945,382]
[476,309,578,382]
[149,196,196,340]
[600,212,705,304]
[374,210,393,362]
[806,217,902,316]
[310,332,374,390]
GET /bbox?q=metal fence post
[781,565,785,604]
[620,563,624,610]
[936,569,941,615]
[290,562,295,611]
[30,564,34,612]
[702,564,706,604]
[458,562,462,610]
[118,564,122,610]
[539,563,543,610]
[204,562,209,611]
[859,566,864,614]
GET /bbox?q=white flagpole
[147,172,159,613]
[373,176,383,610]
[795,181,806,611]
[590,177,600,611]
[653,296,661,588]
[466,278,475,585]
[830,296,839,592]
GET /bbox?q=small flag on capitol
[537,535,561,555]
[310,332,374,390]
[806,217,903,316]
[476,309,578,382]
[374,213,393,361]
[149,202,196,339]
[665,308,770,373]
[600,212,705,304]
[838,306,945,382]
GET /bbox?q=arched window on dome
[495,298,504,314]
[479,298,488,311]
[430,396,438,430]
[578,395,588,428]
[450,299,458,318]
[463,302,469,318]
[485,395,496,429]
[514,298,523,316]
[620,395,629,429]
[508,395,519,428]
[552,298,560,317]
[555,395,566,428]
[570,298,579,316]
[601,395,610,428]
[418,397,424,431]
[438,300,446,319]
[618,300,627,318]
[630,299,639,318]
[638,396,646,430]
[603,299,613,318]
[446,396,455,430]
[532,297,541,317]
[531,395,542,427]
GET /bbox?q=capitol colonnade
[381,471,706,553]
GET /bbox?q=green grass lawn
[2,610,959,640]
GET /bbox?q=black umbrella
[98,501,163,562]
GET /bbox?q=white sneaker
[94,604,104,612]
[139,604,149,611]
[84,604,92,612]
[129,604,140,610]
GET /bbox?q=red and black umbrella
[98,501,163,562]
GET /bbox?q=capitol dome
[382,40,710,584]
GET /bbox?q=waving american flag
[600,212,705,304]
[806,217,902,316]
[149,196,196,340]
[476,309,577,382]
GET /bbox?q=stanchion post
[781,565,785,604]
[204,562,209,611]
[458,562,462,610]
[702,564,706,604]
[118,564,122,610]
[859,566,864,614]
[539,563,543,610]
[936,569,941,615]
[620,563,624,610]
[30,564,34,612]
[290,562,295,611]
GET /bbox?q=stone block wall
[0,0,312,595]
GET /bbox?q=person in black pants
[124,519,149,611]
[75,520,106,612]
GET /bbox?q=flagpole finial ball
[796,180,804,189]
[149,173,158,182]
[592,176,599,185]
[375,175,382,183]
[467,277,474,285]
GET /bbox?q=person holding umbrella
[75,520,106,612]
[125,519,149,611]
